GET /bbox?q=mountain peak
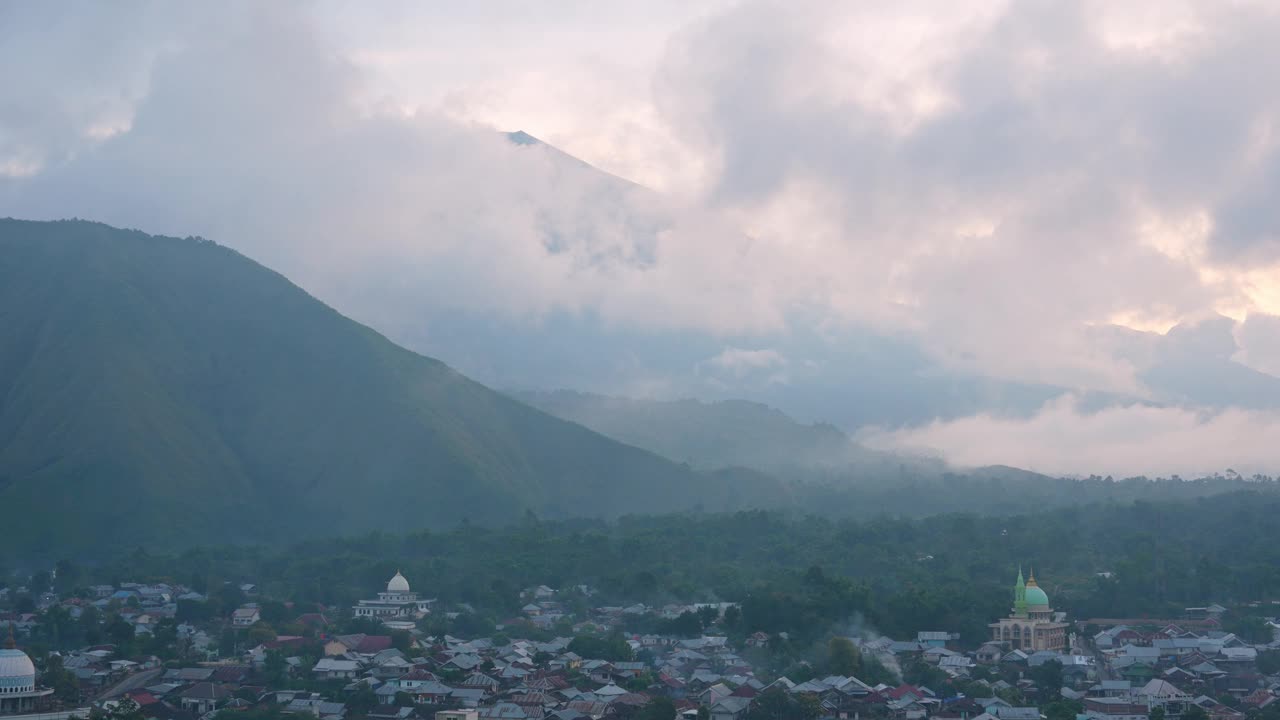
[506,130,542,146]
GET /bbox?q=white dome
[387,572,410,593]
[0,649,36,692]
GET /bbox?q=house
[993,708,1042,720]
[445,654,484,672]
[296,613,331,631]
[1083,698,1149,720]
[177,683,232,715]
[917,632,958,648]
[709,696,752,720]
[1095,627,1142,650]
[164,668,216,683]
[232,607,261,627]
[476,703,527,720]
[437,712,479,720]
[317,701,348,719]
[1090,681,1133,698]
[313,658,361,680]
[459,673,500,692]
[325,634,394,657]
[976,643,1004,664]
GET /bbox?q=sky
[3,0,1280,477]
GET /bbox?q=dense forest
[12,490,1280,656]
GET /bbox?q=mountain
[513,390,945,476]
[0,219,787,560]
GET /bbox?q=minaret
[1014,566,1028,617]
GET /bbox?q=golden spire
[1027,566,1039,587]
[4,623,14,650]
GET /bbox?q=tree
[697,605,719,628]
[43,653,80,703]
[264,650,288,687]
[106,616,135,649]
[107,698,144,720]
[827,637,862,676]
[344,685,378,716]
[1028,660,1064,702]
[723,605,741,630]
[1182,706,1209,720]
[79,605,103,645]
[861,653,897,685]
[659,612,704,638]
[1149,706,1166,720]
[568,633,634,662]
[219,628,237,657]
[902,657,948,689]
[176,600,212,623]
[247,623,277,647]
[1225,615,1272,644]
[747,688,819,720]
[259,601,290,624]
[1043,699,1082,720]
[634,697,676,720]
[391,630,412,653]
[1258,650,1280,676]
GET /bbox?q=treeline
[790,470,1280,521]
[9,491,1280,649]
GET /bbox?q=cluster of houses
[1,582,214,643]
[1066,613,1280,720]
[8,574,1280,720]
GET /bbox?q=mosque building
[989,567,1069,652]
[351,571,433,620]
[0,628,53,716]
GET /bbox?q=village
[3,569,1280,720]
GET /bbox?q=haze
[3,0,1280,477]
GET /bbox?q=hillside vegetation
[0,219,783,558]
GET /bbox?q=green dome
[1025,584,1049,607]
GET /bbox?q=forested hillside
[0,219,784,558]
[513,390,937,473]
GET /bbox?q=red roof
[126,690,159,706]
[887,684,924,700]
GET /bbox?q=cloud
[1236,313,1280,377]
[3,0,1280,427]
[651,0,1280,390]
[1,2,789,340]
[705,347,786,371]
[861,394,1280,478]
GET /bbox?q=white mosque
[352,572,433,620]
[0,629,52,716]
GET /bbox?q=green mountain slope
[513,389,946,475]
[0,219,784,558]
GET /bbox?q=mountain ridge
[0,218,787,560]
